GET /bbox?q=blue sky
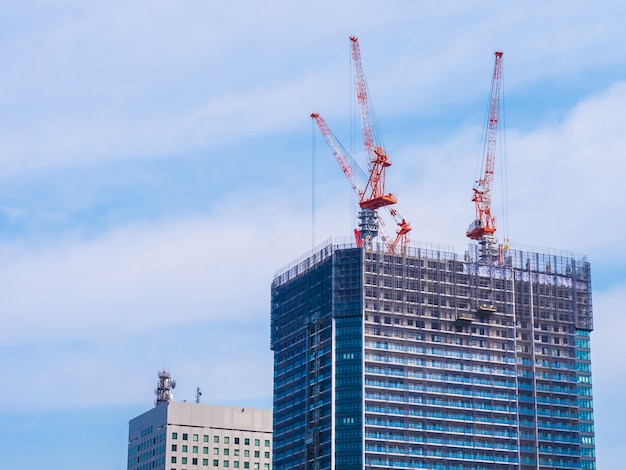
[1,1,625,468]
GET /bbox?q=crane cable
[311,116,316,249]
[499,68,510,250]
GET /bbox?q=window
[224,460,230,467]
[254,451,259,458]
[264,440,270,447]
[264,452,269,458]
[182,457,188,464]
[171,457,177,464]
[172,444,177,451]
[244,438,250,445]
[203,447,209,454]
[234,438,240,445]
[183,433,189,441]
[203,459,209,466]
[172,432,178,440]
[204,435,209,442]
[234,449,240,456]
[264,465,269,470]
[193,446,198,453]
[213,448,219,455]
[244,450,250,457]
[214,436,220,443]
[194,434,199,441]
[224,437,230,444]
[582,436,594,445]
[244,463,250,469]
[213,460,219,467]
[254,439,260,446]
[182,445,188,452]
[193,458,198,465]
[254,463,259,470]
[224,449,230,456]
[234,462,240,468]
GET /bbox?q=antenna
[154,370,176,406]
[195,387,202,404]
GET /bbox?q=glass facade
[333,248,364,469]
[271,240,595,470]
[271,246,334,470]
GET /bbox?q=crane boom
[349,36,397,211]
[310,113,361,197]
[467,51,503,241]
[349,36,376,163]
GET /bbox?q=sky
[1,1,625,468]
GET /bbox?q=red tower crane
[349,36,410,251]
[466,51,503,244]
[311,112,410,253]
[349,36,397,211]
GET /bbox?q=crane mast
[467,51,503,262]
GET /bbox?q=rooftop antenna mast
[195,387,202,404]
[154,370,176,406]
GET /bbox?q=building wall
[128,402,272,470]
[271,239,595,470]
[128,404,169,470]
[271,248,334,470]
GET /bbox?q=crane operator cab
[466,219,484,240]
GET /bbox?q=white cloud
[1,324,275,413]
[0,194,348,411]
[380,80,626,266]
[1,2,626,465]
[504,81,626,258]
[3,2,626,178]
[0,206,310,346]
[589,281,626,467]
[592,283,626,389]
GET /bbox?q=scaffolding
[271,238,595,470]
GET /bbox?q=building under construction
[270,239,594,470]
[271,38,595,470]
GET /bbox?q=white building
[127,398,272,470]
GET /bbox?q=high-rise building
[127,375,273,470]
[270,239,595,470]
